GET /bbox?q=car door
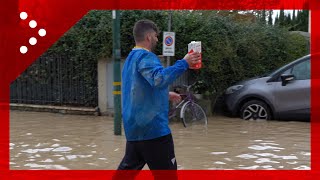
[272,58,310,119]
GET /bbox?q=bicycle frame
[168,83,197,119]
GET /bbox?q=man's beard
[150,40,157,52]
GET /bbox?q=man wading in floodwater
[113,19,201,179]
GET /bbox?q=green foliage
[46,10,308,97]
[120,10,168,56]
[47,11,112,59]
[171,12,308,95]
[279,10,285,26]
[274,10,309,32]
[47,10,169,59]
[294,10,309,32]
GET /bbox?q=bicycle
[168,82,208,128]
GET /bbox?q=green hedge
[46,10,308,96]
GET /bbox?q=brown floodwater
[10,110,310,170]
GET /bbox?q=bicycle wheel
[181,102,208,127]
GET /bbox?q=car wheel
[240,100,271,120]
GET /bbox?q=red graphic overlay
[1,0,319,179]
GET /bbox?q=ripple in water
[254,158,280,164]
[210,152,228,155]
[293,165,310,170]
[66,155,77,160]
[24,163,69,170]
[248,145,284,151]
[238,165,260,169]
[254,153,298,160]
[21,148,54,154]
[52,147,72,152]
[214,161,226,165]
[236,154,259,159]
[40,159,54,163]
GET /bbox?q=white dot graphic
[20,46,28,54]
[29,20,37,28]
[20,12,28,20]
[29,37,37,45]
[38,29,46,37]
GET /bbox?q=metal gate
[10,55,98,107]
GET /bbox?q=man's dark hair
[133,19,160,43]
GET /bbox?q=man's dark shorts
[117,133,177,170]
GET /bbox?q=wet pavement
[10,110,310,170]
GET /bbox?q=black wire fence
[10,55,98,107]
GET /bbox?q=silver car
[224,54,311,120]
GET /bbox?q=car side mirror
[281,74,295,86]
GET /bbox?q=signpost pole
[112,10,121,136]
[166,11,172,67]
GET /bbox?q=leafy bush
[46,10,308,97]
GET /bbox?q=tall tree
[268,10,273,25]
[295,10,309,32]
[285,13,292,26]
[261,9,266,24]
[279,9,285,26]
[274,13,279,25]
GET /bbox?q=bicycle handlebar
[182,82,197,92]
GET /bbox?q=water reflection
[10,111,310,170]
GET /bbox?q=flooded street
[10,111,310,170]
